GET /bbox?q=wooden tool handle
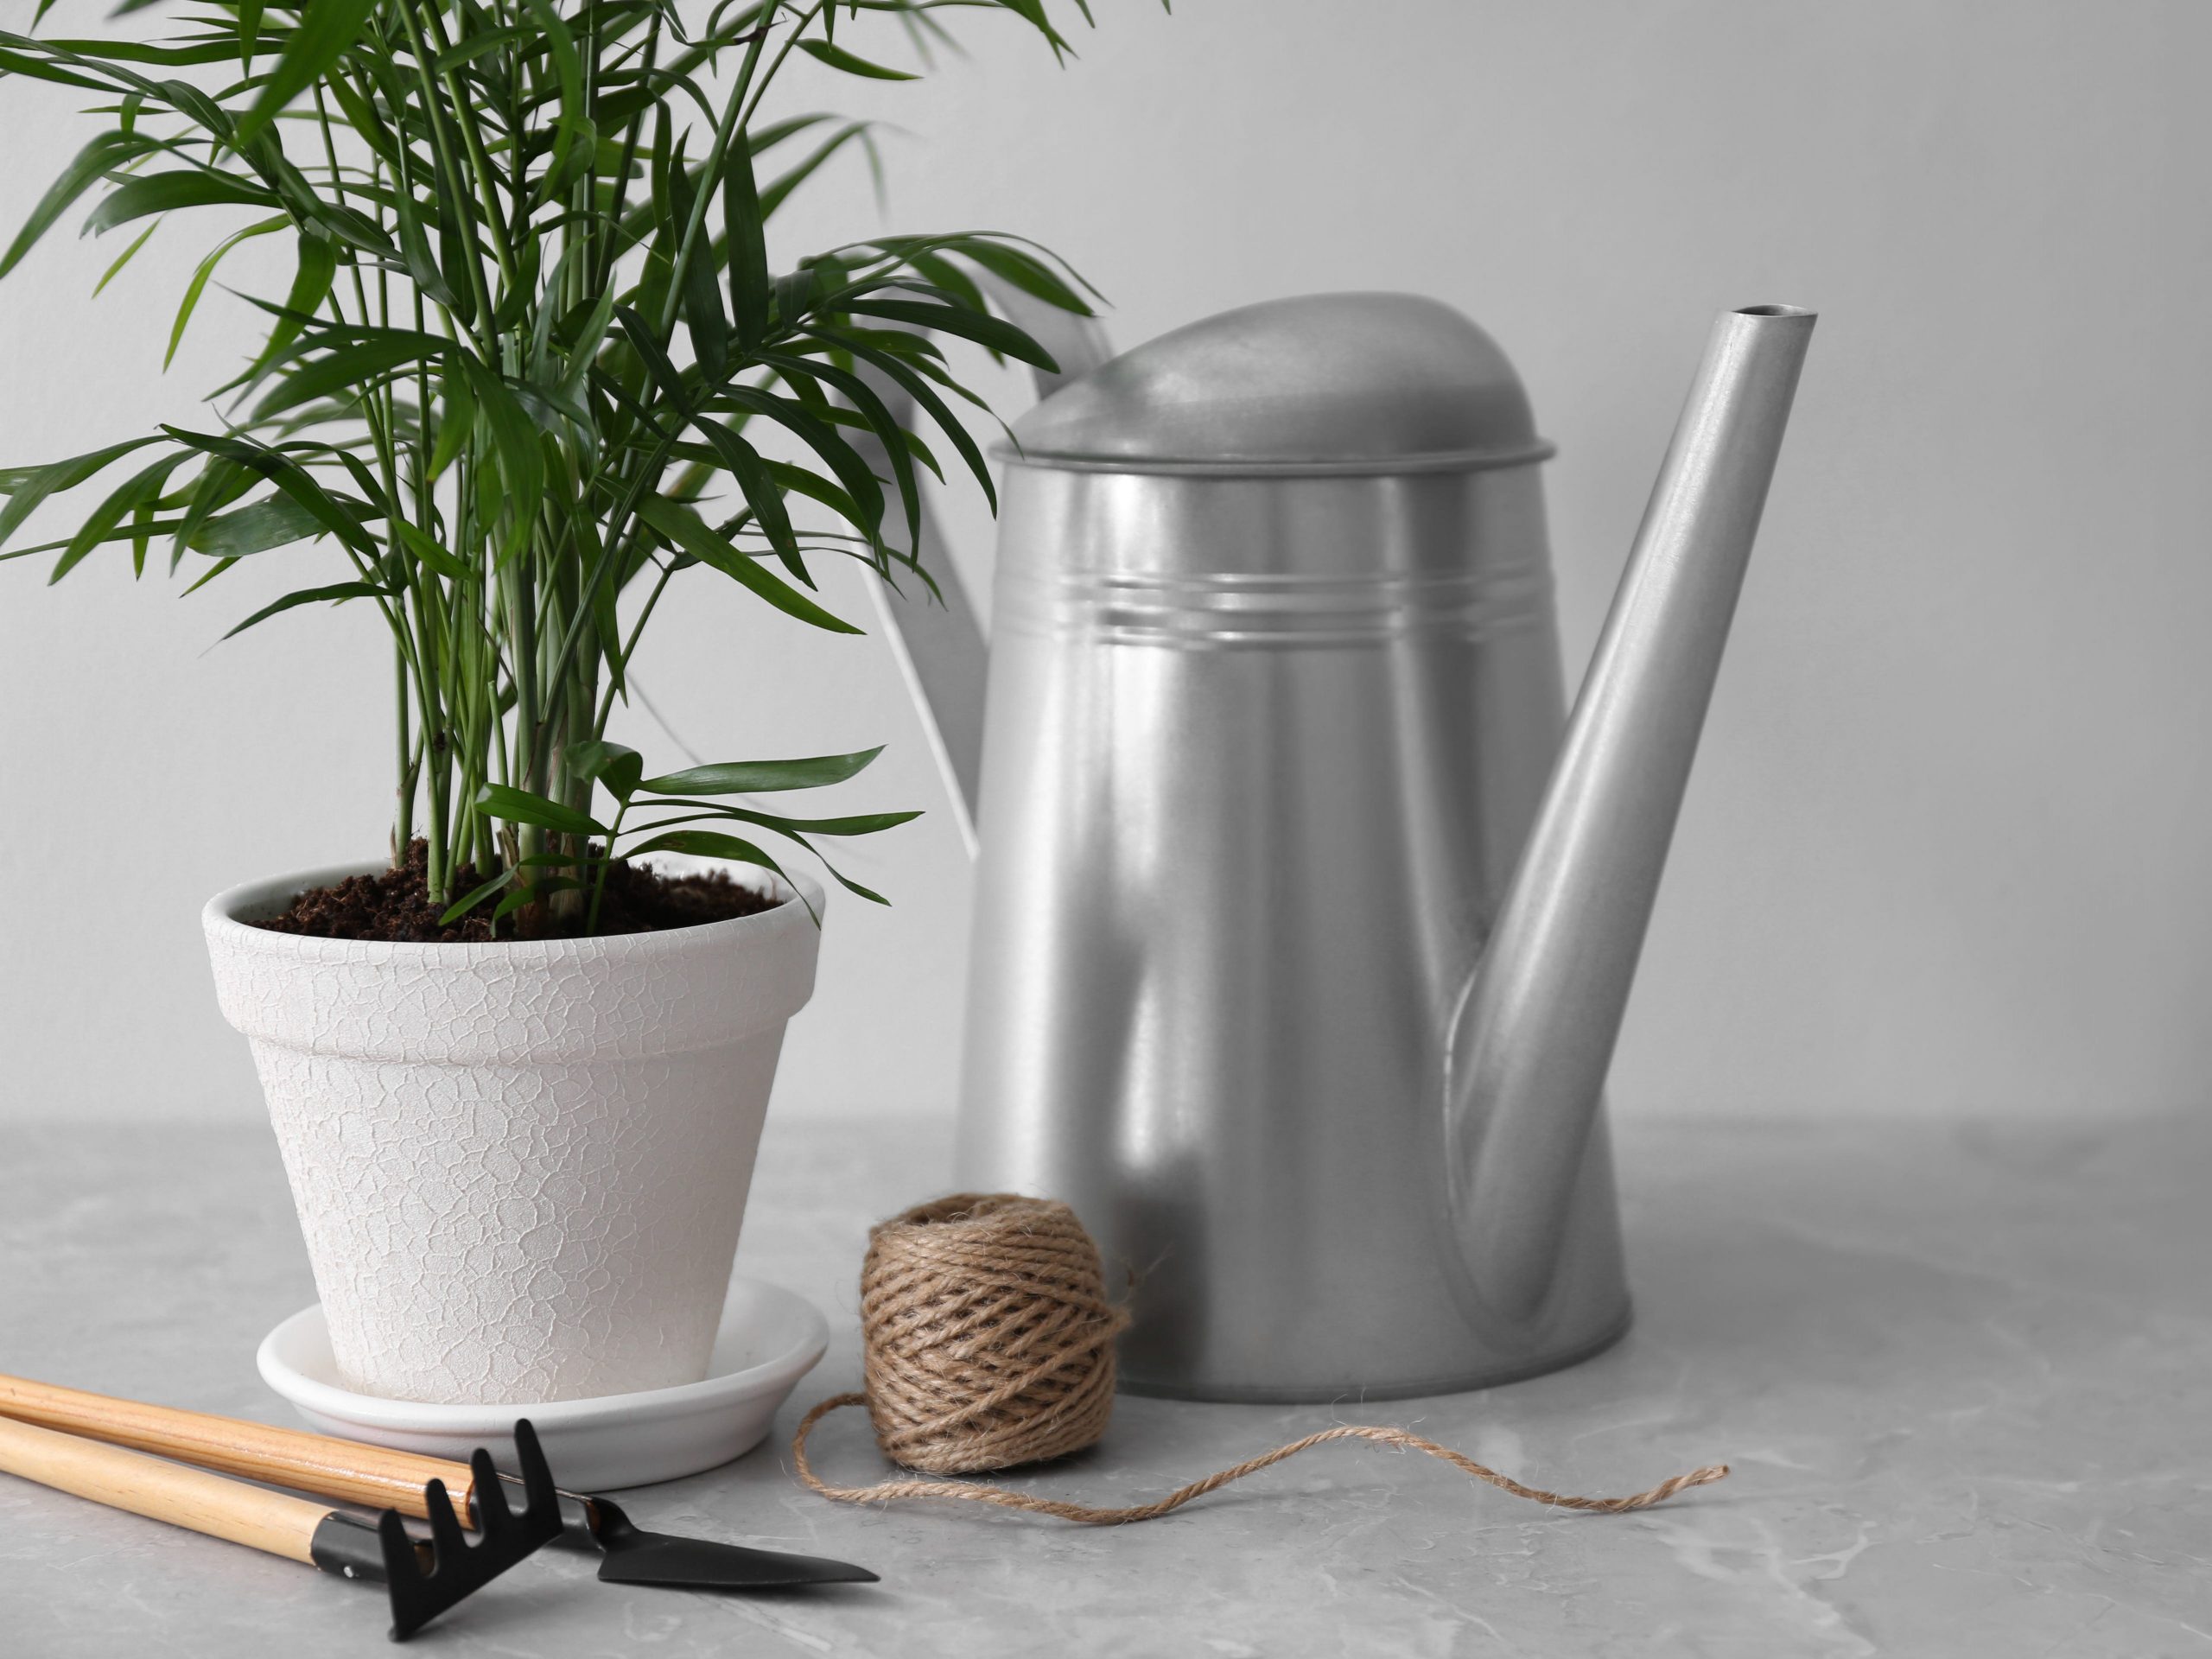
[0,1372,476,1522]
[0,1414,334,1562]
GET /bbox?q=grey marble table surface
[2,1109,2206,1657]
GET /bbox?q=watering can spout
[1445,305,1816,1319]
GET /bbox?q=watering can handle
[987,281,1118,402]
[861,278,1116,857]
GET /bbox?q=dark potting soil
[248,839,782,944]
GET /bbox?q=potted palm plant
[0,0,1096,1404]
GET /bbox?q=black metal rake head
[375,1419,563,1642]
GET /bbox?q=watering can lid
[1007,292,1553,476]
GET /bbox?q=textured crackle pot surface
[203,861,823,1406]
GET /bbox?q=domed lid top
[1007,293,1552,475]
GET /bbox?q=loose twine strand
[791,1192,1728,1525]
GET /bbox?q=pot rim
[204,857,826,965]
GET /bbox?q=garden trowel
[0,1371,876,1591]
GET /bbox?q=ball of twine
[794,1193,1728,1525]
[855,1192,1131,1475]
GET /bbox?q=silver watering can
[860,292,1814,1401]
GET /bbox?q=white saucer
[257,1276,830,1491]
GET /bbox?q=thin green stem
[585,798,627,934]
[413,1,523,289]
[392,2,500,349]
[736,2,829,134]
[593,556,677,734]
[594,16,658,293]
[528,424,682,784]
[654,16,779,340]
[393,643,416,859]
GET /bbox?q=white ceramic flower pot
[204,861,823,1406]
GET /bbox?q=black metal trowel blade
[587,1495,879,1589]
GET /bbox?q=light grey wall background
[3,0,2208,1124]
